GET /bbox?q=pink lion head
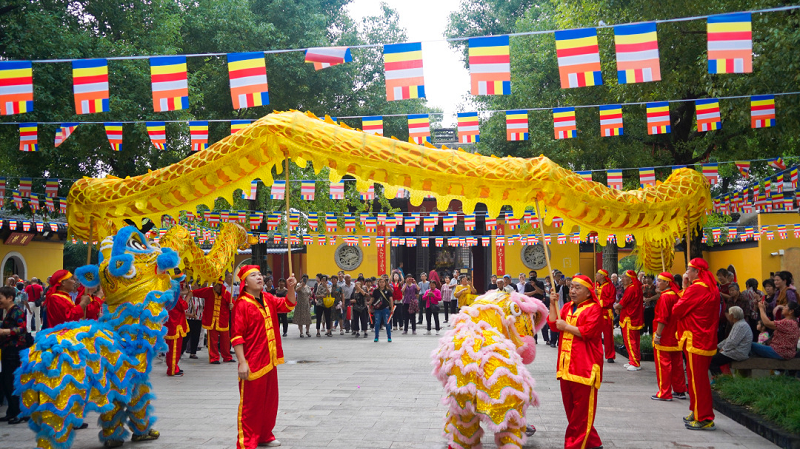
[505,292,548,364]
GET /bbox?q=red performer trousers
[653,347,686,399]
[560,379,602,449]
[237,368,279,449]
[166,337,183,376]
[621,325,641,367]
[602,312,615,360]
[685,351,715,422]
[208,329,232,363]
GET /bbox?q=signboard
[377,225,386,275]
[495,224,505,276]
[431,128,457,144]
[5,232,34,246]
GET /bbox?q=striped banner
[554,28,602,88]
[599,105,623,136]
[0,61,33,115]
[696,98,721,131]
[227,52,269,109]
[146,121,167,150]
[189,121,209,151]
[751,95,775,128]
[105,122,123,152]
[553,107,576,139]
[506,110,528,141]
[407,114,431,144]
[19,123,38,152]
[707,13,752,74]
[73,59,109,114]
[613,22,661,84]
[468,35,511,95]
[361,116,383,136]
[457,112,480,143]
[304,47,351,70]
[150,56,189,111]
[646,101,670,134]
[383,42,426,101]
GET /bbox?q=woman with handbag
[401,275,419,335]
[315,275,333,337]
[350,281,369,338]
[424,280,442,335]
[371,278,394,342]
[390,272,404,331]
[0,285,29,424]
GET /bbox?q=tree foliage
[447,0,800,195]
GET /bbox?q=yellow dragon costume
[16,110,710,449]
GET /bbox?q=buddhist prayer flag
[150,56,189,112]
[19,123,38,152]
[146,122,167,150]
[383,42,425,101]
[54,123,78,147]
[735,161,750,178]
[301,180,315,200]
[751,95,775,128]
[646,101,670,135]
[304,47,351,70]
[607,169,623,190]
[769,157,786,170]
[707,13,752,74]
[242,180,258,200]
[0,61,33,115]
[45,179,58,197]
[468,35,511,95]
[457,112,480,143]
[359,185,375,200]
[506,110,528,141]
[361,116,383,136]
[189,121,209,151]
[577,171,592,182]
[639,167,656,187]
[330,181,345,199]
[270,180,285,200]
[696,98,721,131]
[104,123,122,151]
[227,52,269,109]
[231,119,251,134]
[554,28,602,89]
[791,167,798,188]
[18,178,32,197]
[613,22,661,84]
[407,114,430,144]
[553,107,576,139]
[72,59,109,114]
[599,105,623,136]
[702,163,719,185]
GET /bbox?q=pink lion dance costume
[431,290,548,449]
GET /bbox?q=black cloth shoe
[0,416,10,422]
[76,423,89,429]
[673,392,688,400]
[607,358,615,363]
[210,361,221,365]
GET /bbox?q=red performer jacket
[653,290,681,351]
[618,284,644,329]
[46,291,84,327]
[595,281,616,320]
[547,300,604,388]
[85,295,105,321]
[231,291,295,380]
[165,296,189,340]
[672,280,719,356]
[194,287,232,331]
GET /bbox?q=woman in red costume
[672,258,720,431]
[651,272,687,401]
[614,270,644,371]
[165,281,190,376]
[547,274,604,449]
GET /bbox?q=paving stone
[0,330,779,448]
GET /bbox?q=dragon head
[471,290,548,364]
[75,226,180,307]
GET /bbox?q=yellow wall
[704,246,761,284]
[305,228,389,278]
[757,212,800,281]
[495,223,581,277]
[0,240,64,282]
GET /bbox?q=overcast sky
[346,0,471,126]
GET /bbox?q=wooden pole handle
[534,200,558,320]
[285,157,293,276]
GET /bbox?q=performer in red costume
[232,265,296,449]
[81,286,105,320]
[194,278,233,364]
[165,281,190,376]
[672,258,720,431]
[594,269,617,363]
[614,270,644,371]
[45,270,88,327]
[547,274,604,449]
[651,272,687,401]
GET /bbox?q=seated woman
[709,306,752,376]
[753,301,800,360]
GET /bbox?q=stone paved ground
[2,325,779,449]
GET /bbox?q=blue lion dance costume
[14,224,247,449]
